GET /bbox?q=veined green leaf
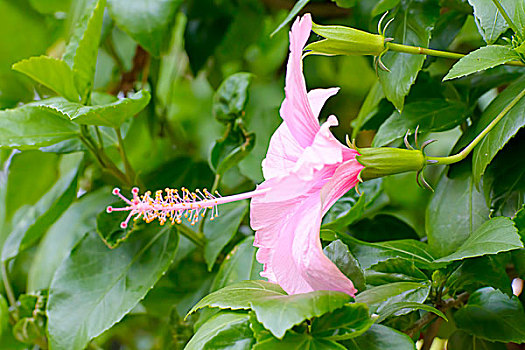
[355,282,430,316]
[270,0,310,37]
[378,3,439,110]
[444,45,521,81]
[473,76,525,184]
[426,163,490,257]
[47,225,178,350]
[63,0,106,100]
[341,324,416,350]
[185,311,254,350]
[434,217,523,263]
[455,287,525,343]
[467,0,511,44]
[107,0,181,56]
[0,105,79,149]
[372,99,469,146]
[31,90,151,127]
[203,200,249,270]
[1,153,82,262]
[12,56,80,102]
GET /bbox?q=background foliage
[0,0,524,349]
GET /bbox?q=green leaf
[32,90,151,127]
[371,0,401,18]
[2,153,82,262]
[187,280,286,315]
[372,99,469,146]
[340,234,436,270]
[47,225,178,350]
[426,162,490,257]
[323,240,366,291]
[203,200,249,270]
[185,311,254,350]
[250,290,352,338]
[253,331,346,350]
[433,217,523,263]
[467,0,510,44]
[188,280,351,339]
[375,302,447,323]
[444,46,521,81]
[312,304,374,340]
[351,80,385,138]
[455,287,525,343]
[12,56,80,102]
[0,105,79,149]
[355,282,430,316]
[472,76,525,184]
[28,188,113,292]
[213,72,252,123]
[63,0,106,100]
[448,330,507,350]
[446,256,512,295]
[482,134,525,217]
[378,3,439,110]
[107,0,180,56]
[322,179,383,231]
[270,0,310,37]
[95,200,134,249]
[28,0,71,14]
[341,324,416,350]
[0,294,7,339]
[211,236,263,292]
[210,126,256,176]
[365,258,429,286]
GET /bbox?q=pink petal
[291,196,358,295]
[262,123,303,180]
[321,158,364,214]
[280,14,320,148]
[307,88,340,119]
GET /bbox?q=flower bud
[306,23,386,57]
[356,147,426,181]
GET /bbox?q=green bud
[356,147,426,181]
[306,22,386,57]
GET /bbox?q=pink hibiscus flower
[107,14,363,297]
[250,14,362,296]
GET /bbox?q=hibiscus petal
[280,14,320,148]
[307,88,340,119]
[262,123,303,180]
[292,115,344,180]
[320,158,364,214]
[272,195,357,295]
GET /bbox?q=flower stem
[386,42,525,67]
[426,88,525,165]
[2,262,16,308]
[115,127,137,184]
[491,0,522,40]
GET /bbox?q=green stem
[386,42,525,67]
[491,0,521,40]
[177,223,206,248]
[115,127,136,184]
[95,126,104,149]
[2,262,16,308]
[427,88,525,165]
